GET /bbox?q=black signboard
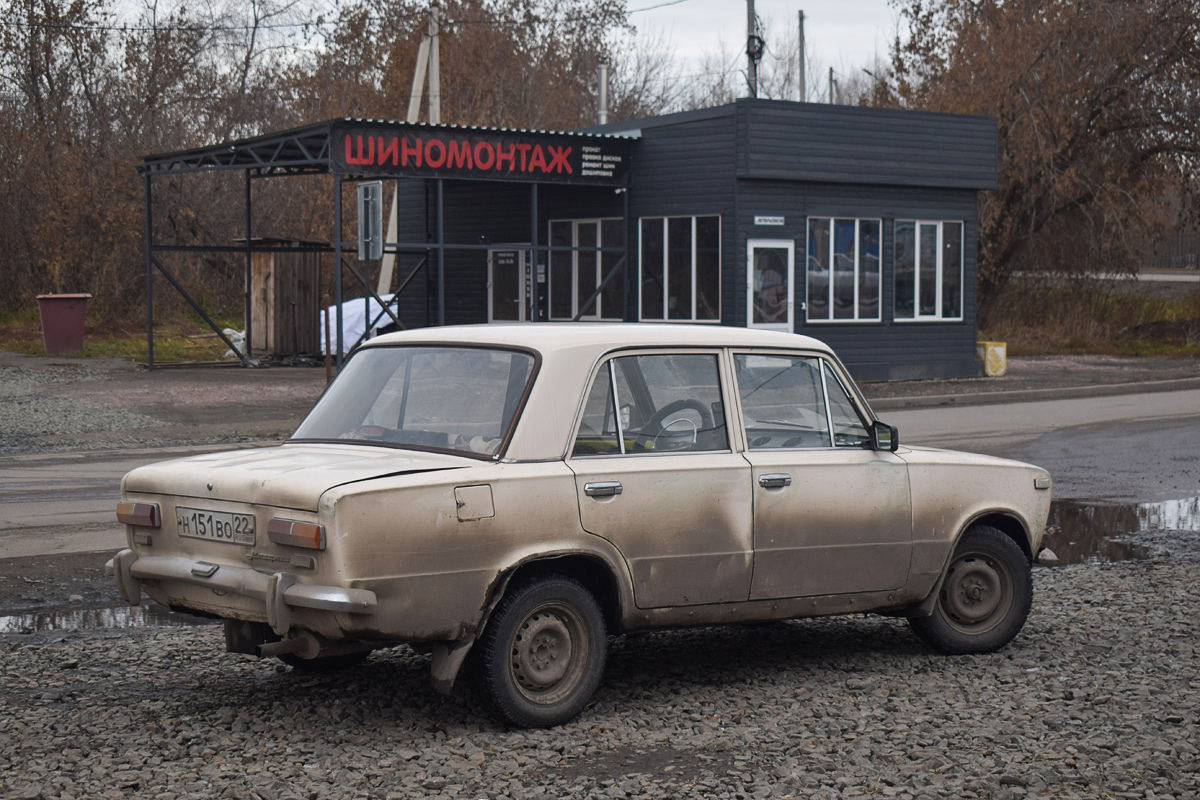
[331,121,631,186]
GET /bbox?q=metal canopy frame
[139,118,634,369]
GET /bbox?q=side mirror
[871,421,899,452]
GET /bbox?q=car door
[733,352,912,600]
[568,351,753,609]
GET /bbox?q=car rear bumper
[107,549,377,635]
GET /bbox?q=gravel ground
[0,354,325,454]
[2,352,1198,799]
[2,537,1198,800]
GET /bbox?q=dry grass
[0,309,239,363]
[980,276,1200,356]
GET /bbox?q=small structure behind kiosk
[243,237,324,358]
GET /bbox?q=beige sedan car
[111,324,1051,727]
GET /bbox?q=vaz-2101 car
[110,324,1052,727]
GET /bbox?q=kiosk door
[747,239,795,331]
[488,248,532,322]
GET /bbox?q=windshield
[291,345,536,457]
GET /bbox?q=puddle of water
[0,604,214,634]
[1046,496,1200,565]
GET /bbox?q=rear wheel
[470,575,607,728]
[909,525,1032,654]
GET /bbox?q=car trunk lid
[122,443,473,511]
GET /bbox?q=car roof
[367,323,835,355]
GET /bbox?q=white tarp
[319,294,399,355]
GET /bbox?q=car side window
[823,362,871,447]
[572,353,728,456]
[572,363,622,456]
[735,354,832,449]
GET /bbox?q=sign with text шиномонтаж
[332,123,631,186]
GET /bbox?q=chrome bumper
[107,549,377,635]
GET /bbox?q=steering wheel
[644,399,714,435]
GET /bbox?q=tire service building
[142,97,996,379]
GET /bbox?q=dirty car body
[111,324,1052,727]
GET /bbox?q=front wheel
[470,576,607,728]
[909,525,1032,654]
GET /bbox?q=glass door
[747,239,794,331]
[488,248,531,322]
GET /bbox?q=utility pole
[798,10,805,102]
[828,66,835,104]
[598,59,609,124]
[429,0,440,124]
[746,0,760,98]
[382,1,440,296]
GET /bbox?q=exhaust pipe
[257,630,320,659]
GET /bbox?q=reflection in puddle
[0,605,214,634]
[1046,496,1200,565]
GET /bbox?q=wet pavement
[1045,496,1200,564]
[0,604,215,634]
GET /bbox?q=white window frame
[804,217,883,323]
[547,217,623,321]
[893,219,964,322]
[638,214,722,323]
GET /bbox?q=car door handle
[758,473,792,489]
[584,481,623,497]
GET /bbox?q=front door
[732,351,912,599]
[488,248,531,322]
[747,239,795,331]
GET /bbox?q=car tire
[470,575,607,728]
[909,525,1032,655]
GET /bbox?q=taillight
[116,502,160,528]
[267,518,326,550]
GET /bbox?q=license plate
[176,507,256,545]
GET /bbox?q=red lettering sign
[447,140,473,169]
[345,135,374,166]
[548,146,572,174]
[401,137,422,167]
[425,139,447,168]
[474,141,495,169]
[333,128,623,185]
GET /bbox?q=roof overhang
[141,118,635,186]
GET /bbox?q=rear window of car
[291,345,536,458]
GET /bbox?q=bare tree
[887,0,1200,315]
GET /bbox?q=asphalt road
[888,389,1200,503]
[3,388,1198,561]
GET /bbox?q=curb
[865,376,1200,411]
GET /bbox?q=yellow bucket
[976,341,1007,377]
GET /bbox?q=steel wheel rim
[939,550,1013,634]
[508,602,589,705]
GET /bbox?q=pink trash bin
[36,293,92,354]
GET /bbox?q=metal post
[598,59,609,124]
[798,11,806,102]
[429,1,441,124]
[622,189,631,321]
[747,0,758,99]
[437,178,445,325]
[244,171,253,362]
[144,171,154,368]
[334,173,344,365]
[531,184,539,321]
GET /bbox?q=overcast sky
[628,0,901,79]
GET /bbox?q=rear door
[568,351,752,608]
